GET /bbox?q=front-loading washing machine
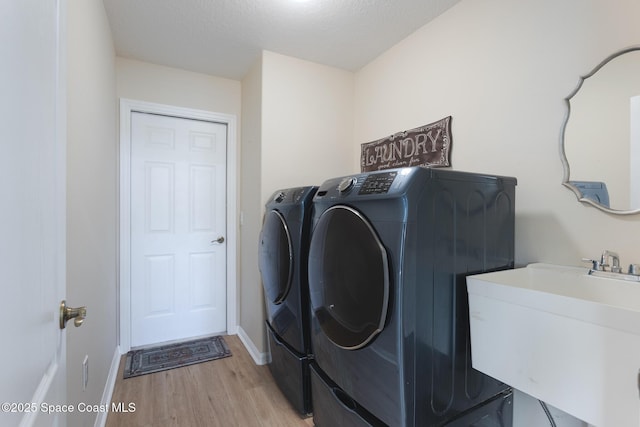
[308,166,516,426]
[259,186,317,416]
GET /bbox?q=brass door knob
[59,300,87,329]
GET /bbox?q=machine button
[274,191,286,203]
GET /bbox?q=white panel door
[0,0,67,426]
[130,112,227,347]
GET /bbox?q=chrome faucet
[583,250,640,282]
[600,250,621,273]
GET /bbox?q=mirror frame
[560,45,640,215]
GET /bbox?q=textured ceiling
[103,0,461,80]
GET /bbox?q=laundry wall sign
[360,116,452,172]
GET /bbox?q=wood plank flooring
[106,335,315,427]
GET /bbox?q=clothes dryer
[308,167,516,426]
[259,186,317,416]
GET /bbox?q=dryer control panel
[358,171,397,195]
[315,167,421,200]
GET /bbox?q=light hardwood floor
[106,335,315,427]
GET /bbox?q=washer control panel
[269,186,318,205]
[358,171,398,195]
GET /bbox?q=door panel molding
[119,98,238,352]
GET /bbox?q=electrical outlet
[82,355,89,390]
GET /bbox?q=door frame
[118,98,238,352]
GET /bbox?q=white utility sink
[467,263,640,427]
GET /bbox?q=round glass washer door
[258,210,293,305]
[308,205,390,350]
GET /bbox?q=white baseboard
[236,326,269,365]
[94,346,122,427]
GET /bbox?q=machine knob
[338,177,356,193]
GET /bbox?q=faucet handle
[581,258,601,271]
[629,264,640,276]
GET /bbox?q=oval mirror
[560,46,640,214]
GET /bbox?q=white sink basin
[467,263,640,427]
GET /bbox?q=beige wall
[116,57,241,116]
[353,0,640,425]
[355,0,640,266]
[239,51,355,354]
[261,51,356,199]
[240,57,265,351]
[66,1,117,426]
